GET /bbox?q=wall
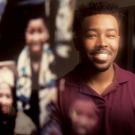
[77,0,135,7]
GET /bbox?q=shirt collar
[114,64,129,85]
[70,63,129,85]
[65,63,130,95]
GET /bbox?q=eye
[6,94,12,99]
[106,32,117,39]
[38,28,44,33]
[27,29,35,34]
[85,33,97,39]
[0,93,3,97]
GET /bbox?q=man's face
[25,18,49,54]
[0,85,13,115]
[79,14,120,71]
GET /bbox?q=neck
[30,52,42,62]
[0,110,16,122]
[91,66,114,82]
[81,63,115,95]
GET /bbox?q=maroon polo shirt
[45,63,135,135]
[103,64,135,135]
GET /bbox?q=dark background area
[0,0,50,60]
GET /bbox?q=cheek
[40,33,47,41]
[0,98,2,104]
[42,32,49,41]
[8,98,13,106]
[5,98,13,106]
[0,97,13,106]
[111,40,120,55]
[25,34,33,43]
[83,39,96,51]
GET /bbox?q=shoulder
[17,46,29,69]
[14,111,37,135]
[56,65,82,97]
[120,67,135,80]
[58,69,79,89]
[116,64,135,84]
[17,46,28,61]
[125,70,135,84]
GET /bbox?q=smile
[93,49,111,55]
[92,50,111,62]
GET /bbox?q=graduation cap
[0,61,16,88]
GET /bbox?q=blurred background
[0,0,135,77]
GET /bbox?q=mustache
[89,47,112,55]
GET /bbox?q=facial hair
[80,46,112,72]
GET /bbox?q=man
[42,1,135,135]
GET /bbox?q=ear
[44,28,50,41]
[118,35,122,50]
[73,35,83,51]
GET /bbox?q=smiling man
[81,14,120,71]
[42,1,135,135]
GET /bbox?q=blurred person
[0,64,37,135]
[16,12,57,132]
[42,1,135,135]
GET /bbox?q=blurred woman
[16,13,57,131]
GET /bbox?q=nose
[0,96,9,105]
[96,35,108,48]
[32,33,41,43]
[80,116,89,125]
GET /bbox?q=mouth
[75,125,88,135]
[92,49,111,54]
[1,106,10,114]
[91,50,111,63]
[30,44,42,52]
[31,43,41,47]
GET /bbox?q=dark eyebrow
[86,28,97,32]
[85,28,117,33]
[106,29,117,32]
[84,29,97,34]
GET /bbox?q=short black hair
[25,11,48,28]
[73,0,122,36]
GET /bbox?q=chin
[1,108,10,115]
[74,127,88,135]
[30,50,42,58]
[29,46,43,54]
[31,49,42,53]
[93,63,112,72]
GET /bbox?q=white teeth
[94,53,108,61]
